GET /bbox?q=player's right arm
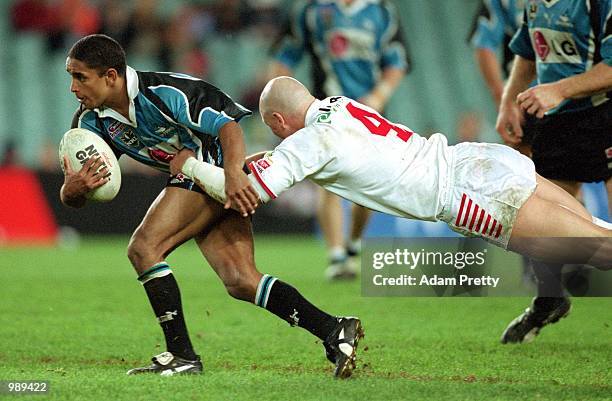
[469,0,507,106]
[496,7,536,145]
[60,155,109,208]
[495,55,535,145]
[60,108,111,208]
[267,1,308,79]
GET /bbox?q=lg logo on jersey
[531,29,580,64]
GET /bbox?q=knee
[127,231,163,274]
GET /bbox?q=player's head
[259,76,315,139]
[66,34,127,109]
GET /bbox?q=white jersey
[248,96,454,221]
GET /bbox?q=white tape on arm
[181,157,271,205]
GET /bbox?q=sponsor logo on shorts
[455,194,503,239]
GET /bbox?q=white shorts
[439,143,537,249]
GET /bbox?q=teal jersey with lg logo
[509,0,612,113]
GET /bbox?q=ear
[272,111,285,126]
[105,68,119,85]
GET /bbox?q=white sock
[329,246,346,262]
[347,238,362,255]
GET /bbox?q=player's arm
[218,121,260,214]
[267,1,307,80]
[517,62,612,118]
[360,67,405,113]
[496,55,535,144]
[469,0,507,106]
[169,150,273,216]
[475,48,505,107]
[246,151,268,165]
[361,1,409,112]
[60,108,112,208]
[60,156,109,208]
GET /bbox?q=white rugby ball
[59,128,121,202]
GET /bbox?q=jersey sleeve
[380,1,411,72]
[147,73,252,137]
[509,8,535,60]
[469,0,506,51]
[270,1,308,69]
[246,129,333,202]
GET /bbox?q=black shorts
[528,101,612,183]
[520,113,537,146]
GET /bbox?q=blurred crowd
[10,0,284,79]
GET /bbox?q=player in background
[61,35,363,378]
[171,77,612,271]
[496,0,612,343]
[269,0,410,279]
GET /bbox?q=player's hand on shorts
[224,168,260,217]
[517,83,563,119]
[61,155,108,199]
[169,148,195,176]
[496,100,524,146]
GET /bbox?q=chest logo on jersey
[155,126,178,138]
[108,121,141,147]
[531,29,580,64]
[330,33,349,56]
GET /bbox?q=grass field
[2,235,611,401]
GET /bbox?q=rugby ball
[59,128,121,202]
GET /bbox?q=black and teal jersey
[469,0,526,75]
[510,0,612,114]
[71,66,252,172]
[272,0,410,100]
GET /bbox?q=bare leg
[508,178,611,269]
[317,189,344,252]
[349,204,371,242]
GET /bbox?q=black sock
[139,263,197,360]
[255,275,338,341]
[533,261,565,298]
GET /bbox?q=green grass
[1,236,611,401]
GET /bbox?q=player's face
[66,58,112,109]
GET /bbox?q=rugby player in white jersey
[171,76,612,269]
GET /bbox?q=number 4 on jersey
[346,102,413,142]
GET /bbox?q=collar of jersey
[305,99,324,126]
[94,65,139,127]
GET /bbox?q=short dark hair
[68,34,126,77]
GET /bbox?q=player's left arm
[517,62,612,118]
[517,3,612,118]
[218,121,261,214]
[170,148,296,216]
[360,2,409,112]
[157,77,259,213]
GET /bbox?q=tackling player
[60,35,363,378]
[171,77,612,271]
[269,0,410,279]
